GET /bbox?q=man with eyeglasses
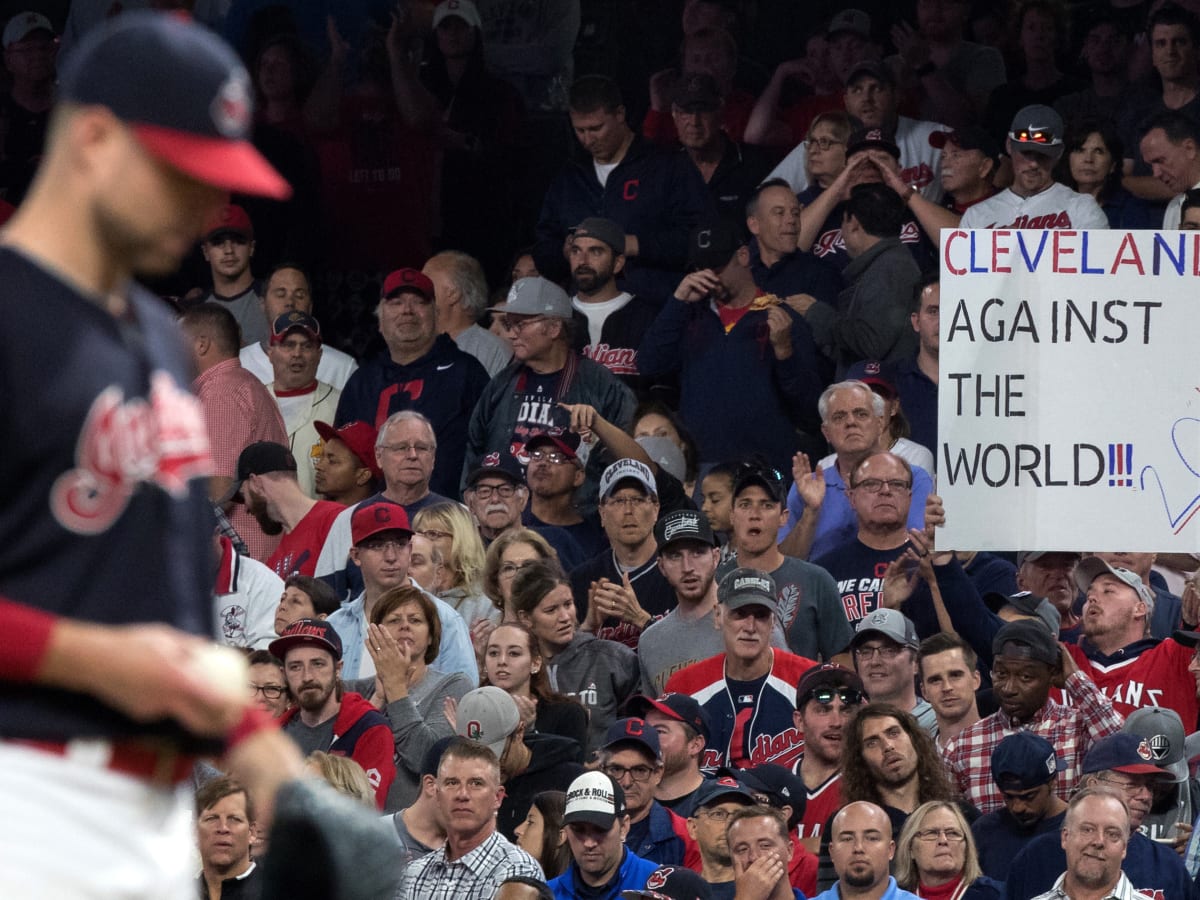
[466,276,636,514]
[335,267,490,499]
[959,105,1107,230]
[465,457,531,545]
[791,665,868,853]
[1010,740,1193,900]
[1028,788,1147,900]
[572,459,673,650]
[782,382,933,563]
[971,732,1067,880]
[325,500,476,682]
[943,620,1121,814]
[720,466,851,666]
[599,718,698,867]
[684,777,757,899]
[846,609,935,734]
[666,568,818,771]
[521,431,609,559]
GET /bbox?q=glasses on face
[527,448,572,464]
[250,684,286,699]
[501,315,546,333]
[851,478,913,494]
[914,828,965,843]
[853,644,906,661]
[358,538,410,554]
[500,560,538,580]
[602,763,658,782]
[472,483,518,499]
[698,808,735,822]
[806,137,846,151]
[419,529,453,542]
[380,442,434,456]
[804,686,864,707]
[1095,776,1154,797]
[605,495,654,510]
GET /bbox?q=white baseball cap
[433,0,482,30]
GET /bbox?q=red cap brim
[132,124,292,200]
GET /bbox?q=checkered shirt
[1031,870,1155,900]
[401,830,542,900]
[942,670,1124,813]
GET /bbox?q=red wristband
[0,599,59,681]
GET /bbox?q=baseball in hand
[189,644,250,704]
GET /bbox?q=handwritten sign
[938,229,1200,551]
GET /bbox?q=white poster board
[938,228,1200,551]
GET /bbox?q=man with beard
[567,217,659,391]
[1065,556,1199,725]
[959,106,1108,231]
[272,618,396,808]
[637,510,727,696]
[686,778,757,899]
[1010,737,1191,900]
[227,442,344,579]
[971,732,1067,880]
[1029,789,1145,900]
[464,457,530,545]
[629,693,712,817]
[916,633,980,751]
[811,801,919,900]
[265,310,339,498]
[792,666,867,852]
[943,620,1121,814]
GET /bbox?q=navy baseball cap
[270,310,322,345]
[692,775,756,810]
[1082,733,1171,777]
[991,732,1064,790]
[622,866,714,900]
[627,694,711,741]
[465,455,525,488]
[603,718,662,761]
[59,12,290,200]
[736,763,807,824]
[732,464,788,504]
[269,617,343,662]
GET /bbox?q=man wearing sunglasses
[959,105,1108,230]
[791,665,868,853]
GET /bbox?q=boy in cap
[970,732,1067,879]
[943,619,1122,813]
[666,568,818,771]
[550,771,660,900]
[960,104,1109,230]
[198,204,266,345]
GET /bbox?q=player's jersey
[0,248,217,745]
[1063,638,1199,725]
[666,650,817,771]
[958,182,1109,230]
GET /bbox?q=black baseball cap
[796,665,867,708]
[732,465,787,504]
[602,718,662,761]
[846,126,901,160]
[654,510,718,551]
[991,731,1064,790]
[992,619,1058,666]
[688,222,746,271]
[672,72,723,112]
[623,866,714,900]
[226,441,297,502]
[269,618,344,662]
[60,12,289,199]
[736,764,807,825]
[466,454,525,489]
[571,217,626,255]
[932,125,1002,165]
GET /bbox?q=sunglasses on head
[737,462,784,484]
[805,687,864,707]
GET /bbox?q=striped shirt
[401,830,542,900]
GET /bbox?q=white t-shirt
[1163,178,1200,229]
[594,160,619,187]
[240,341,359,391]
[572,292,633,346]
[959,182,1110,230]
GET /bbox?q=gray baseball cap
[491,276,572,319]
[1073,556,1155,605]
[850,608,919,650]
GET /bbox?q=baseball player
[0,13,395,900]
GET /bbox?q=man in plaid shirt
[942,620,1123,813]
[402,738,542,900]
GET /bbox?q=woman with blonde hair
[894,801,1002,900]
[306,751,374,807]
[413,501,497,630]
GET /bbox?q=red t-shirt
[268,500,345,577]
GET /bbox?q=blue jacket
[638,296,824,473]
[1006,829,1196,900]
[534,135,712,301]
[627,802,691,866]
[334,333,489,500]
[549,848,659,900]
[811,877,919,900]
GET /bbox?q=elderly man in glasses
[465,276,637,516]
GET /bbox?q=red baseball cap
[382,268,435,302]
[58,13,290,200]
[315,420,382,481]
[351,500,412,545]
[204,204,254,242]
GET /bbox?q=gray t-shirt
[282,714,336,757]
[203,285,268,348]
[454,324,513,377]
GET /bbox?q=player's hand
[792,452,826,510]
[674,269,721,303]
[765,305,793,358]
[733,850,787,900]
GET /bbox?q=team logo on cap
[483,452,501,467]
[1044,752,1056,775]
[1136,738,1154,761]
[646,869,674,890]
[734,575,771,594]
[663,513,699,541]
[866,610,890,626]
[1147,733,1171,762]
[467,720,482,740]
[211,72,251,137]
